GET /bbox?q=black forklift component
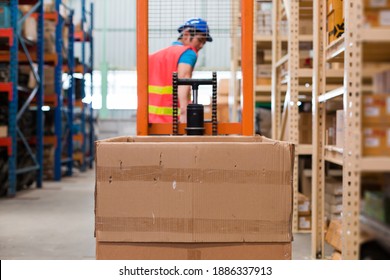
[172,72,217,135]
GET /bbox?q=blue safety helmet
[177,18,213,42]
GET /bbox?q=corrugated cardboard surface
[96,242,292,260]
[95,136,294,244]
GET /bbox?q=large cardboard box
[97,242,292,260]
[95,136,294,260]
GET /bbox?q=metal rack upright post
[54,0,75,180]
[271,0,314,233]
[78,0,94,171]
[54,0,63,180]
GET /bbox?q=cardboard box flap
[95,136,293,243]
[96,135,271,144]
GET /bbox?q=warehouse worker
[148,18,212,123]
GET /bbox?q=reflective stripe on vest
[148,105,174,116]
[149,85,172,95]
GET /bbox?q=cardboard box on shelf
[364,10,390,27]
[325,219,342,252]
[22,17,37,42]
[95,136,294,260]
[44,3,55,12]
[44,21,56,54]
[298,193,311,215]
[299,19,313,35]
[364,0,390,9]
[325,202,343,215]
[327,0,343,15]
[362,125,390,156]
[300,169,312,198]
[327,0,344,44]
[336,110,344,148]
[325,193,343,205]
[0,126,7,137]
[325,178,343,196]
[256,77,272,86]
[299,112,312,144]
[28,66,56,94]
[372,70,390,93]
[298,215,311,231]
[363,94,390,125]
[326,113,337,145]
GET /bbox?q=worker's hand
[180,112,187,123]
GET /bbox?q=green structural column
[99,0,109,119]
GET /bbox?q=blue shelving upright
[78,0,94,171]
[88,1,94,169]
[53,0,75,180]
[3,0,44,196]
[53,0,63,180]
[65,9,75,176]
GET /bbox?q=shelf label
[368,0,387,8]
[298,216,311,230]
[388,129,390,146]
[380,11,390,26]
[365,137,380,147]
[387,97,390,113]
[365,107,380,117]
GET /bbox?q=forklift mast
[136,0,254,136]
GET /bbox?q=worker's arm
[177,62,193,123]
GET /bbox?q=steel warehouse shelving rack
[50,0,94,181]
[271,0,315,233]
[312,0,390,259]
[0,0,44,197]
[0,0,94,192]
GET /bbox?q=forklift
[136,0,255,136]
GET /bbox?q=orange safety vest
[148,45,197,123]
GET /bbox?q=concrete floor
[0,168,312,260]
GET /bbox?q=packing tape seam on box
[95,217,290,235]
[96,166,291,185]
